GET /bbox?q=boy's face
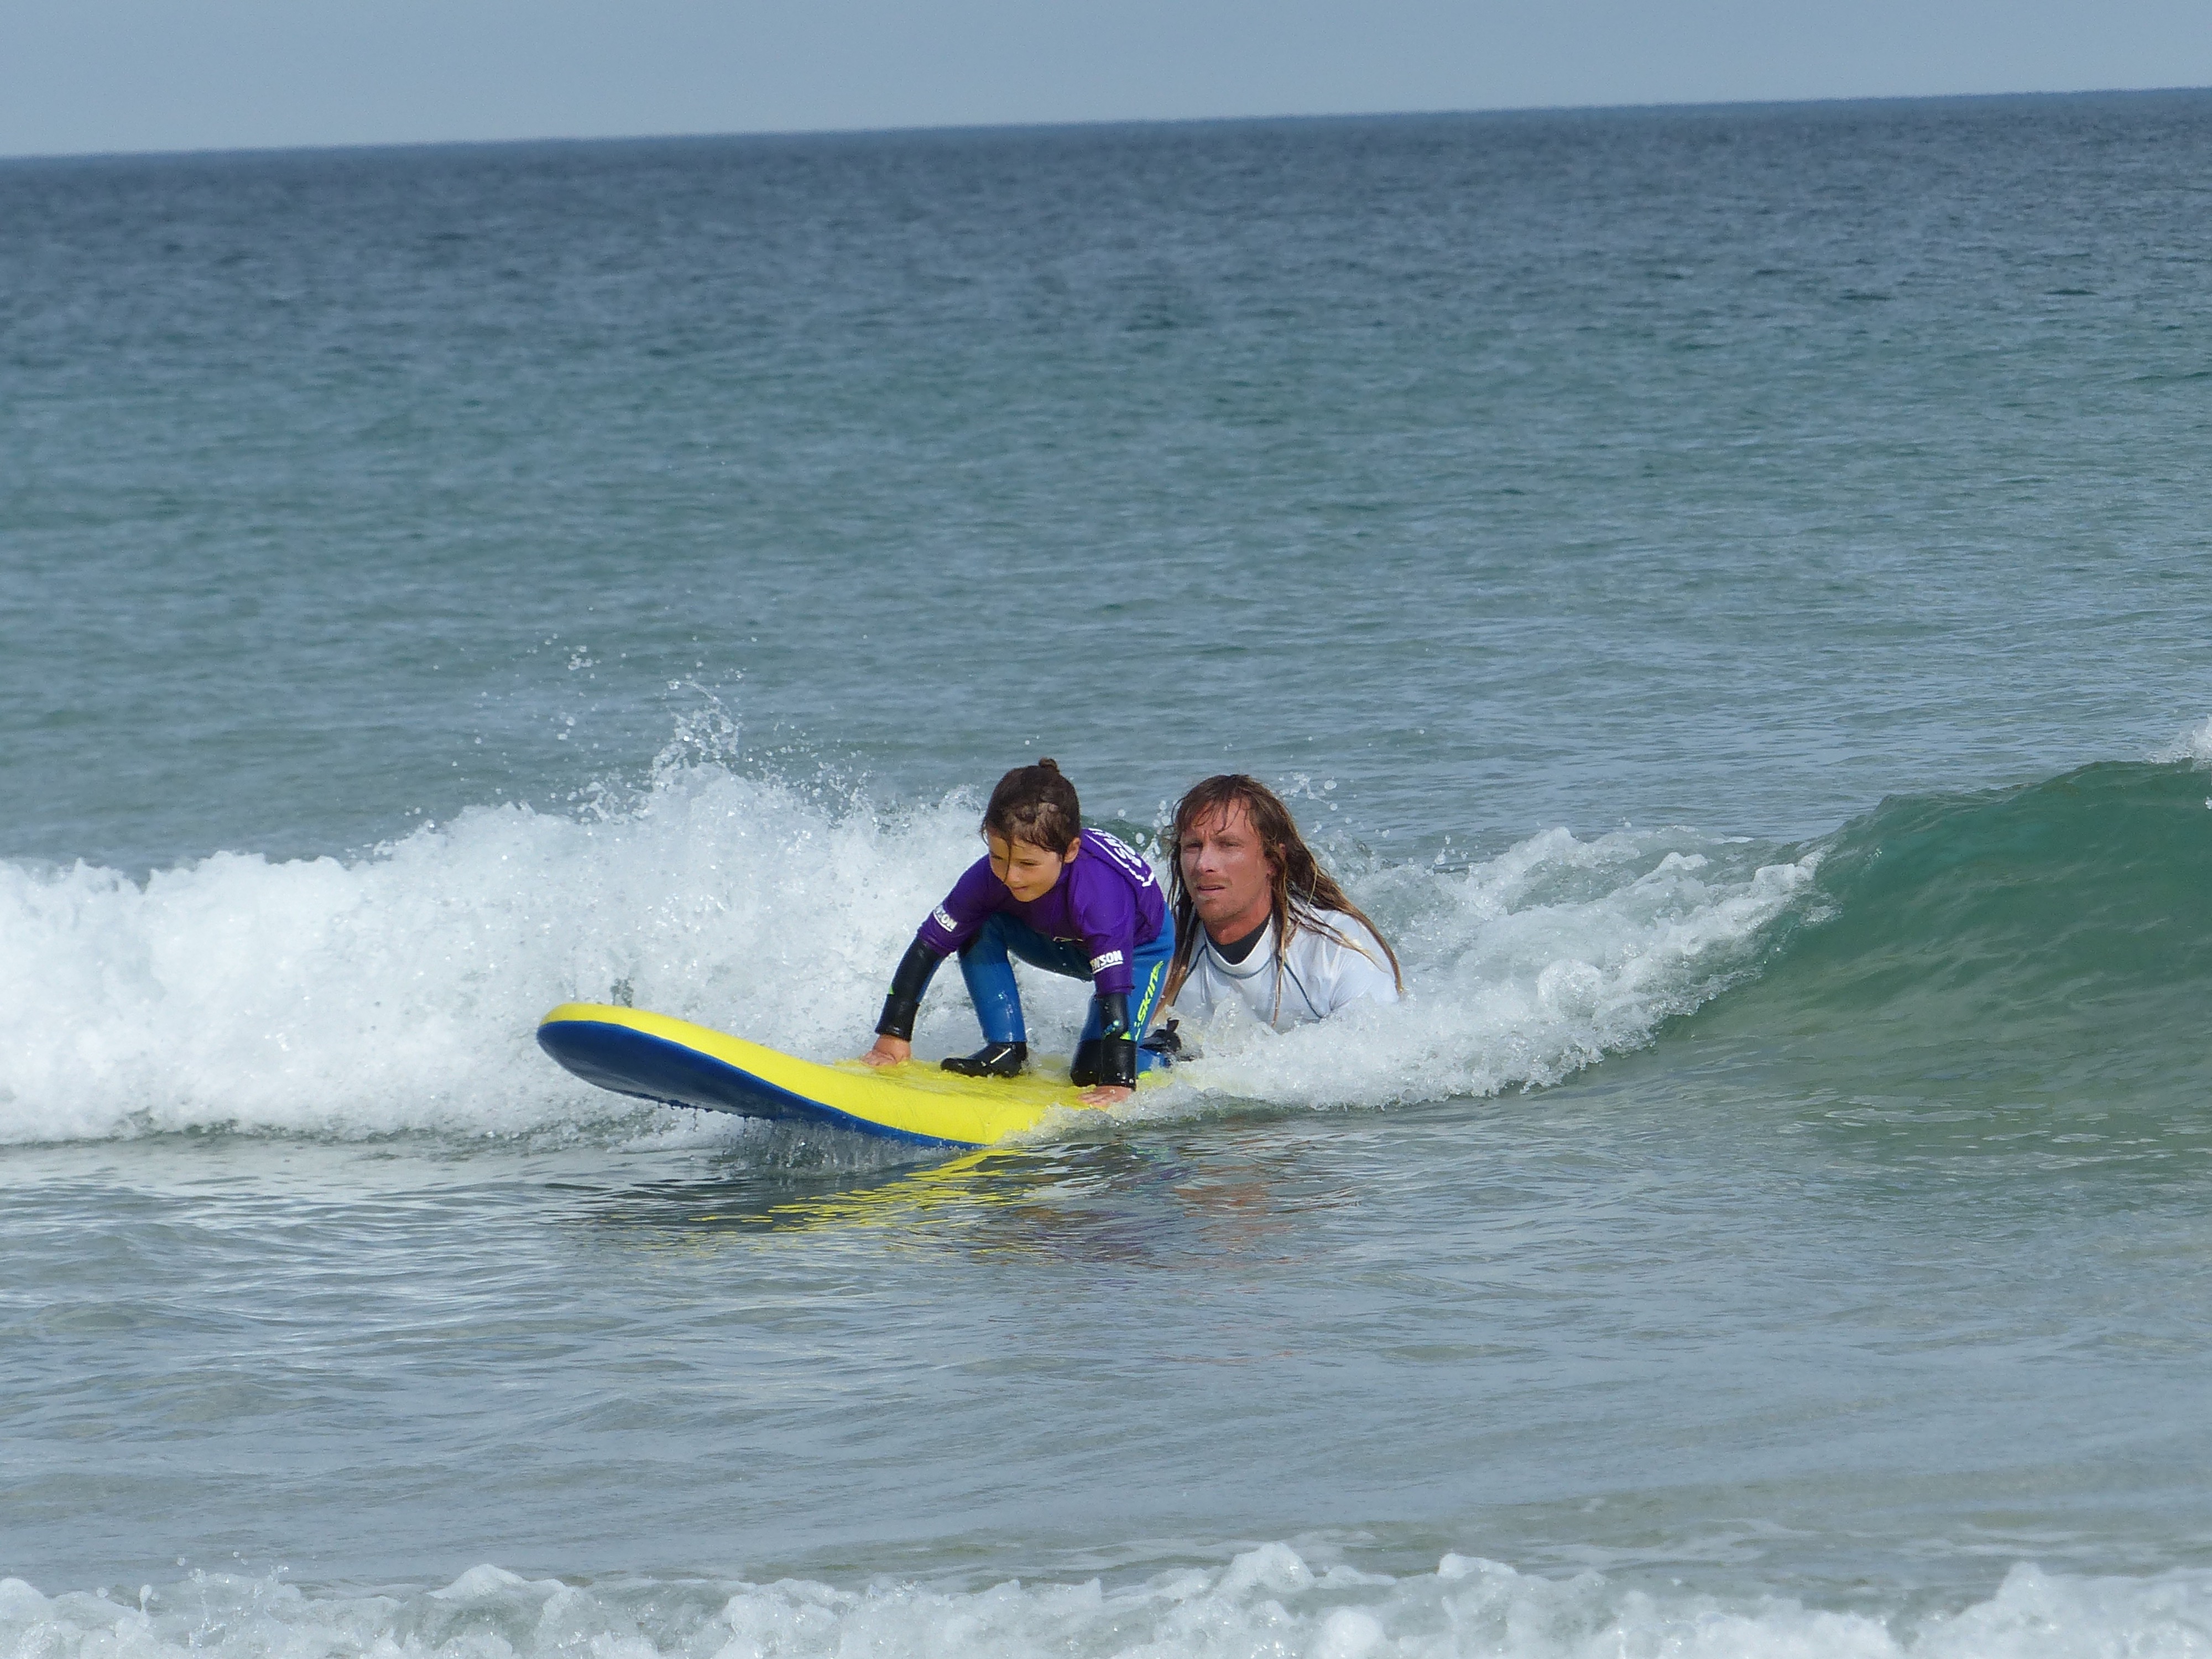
[987,832,1078,902]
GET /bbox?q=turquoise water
[6,92,2212,1659]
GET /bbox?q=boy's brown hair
[983,758,1082,853]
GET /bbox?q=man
[1157,775,1401,1034]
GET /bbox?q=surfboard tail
[535,1003,1120,1147]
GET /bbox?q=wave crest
[11,753,2206,1147]
[0,764,1807,1145]
[1668,760,2212,1126]
[6,1551,2210,1659]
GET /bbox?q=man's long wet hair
[983,758,1083,853]
[1161,774,1402,1011]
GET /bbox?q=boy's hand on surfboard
[862,1035,911,1067]
[1078,1085,1134,1108]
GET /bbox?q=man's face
[1178,801,1276,941]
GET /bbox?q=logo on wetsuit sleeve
[933,906,958,932]
[1091,950,1124,973]
[1092,831,1159,888]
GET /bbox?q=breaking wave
[6,1549,2210,1659]
[8,738,2206,1147]
[0,750,1810,1144]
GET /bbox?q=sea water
[6,92,2212,1659]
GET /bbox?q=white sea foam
[1147,827,1814,1117]
[4,1550,2209,1659]
[2151,716,2212,764]
[0,761,1812,1146]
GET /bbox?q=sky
[2,0,2210,158]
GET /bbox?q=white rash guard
[1173,907,1400,1031]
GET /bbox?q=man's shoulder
[1287,907,1398,1001]
[1291,906,1384,954]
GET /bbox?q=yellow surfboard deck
[536,1002,1157,1148]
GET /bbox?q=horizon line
[6,82,2209,168]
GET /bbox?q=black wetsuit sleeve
[1093,991,1136,1089]
[875,939,944,1040]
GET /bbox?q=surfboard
[536,1002,1155,1148]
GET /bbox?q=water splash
[2151,716,2212,765]
[0,751,1806,1144]
[5,1550,2209,1659]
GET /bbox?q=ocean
[6,90,2212,1659]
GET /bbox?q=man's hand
[1077,1084,1133,1108]
[862,1035,911,1067]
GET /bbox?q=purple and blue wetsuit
[920,828,1167,996]
[875,829,1176,1081]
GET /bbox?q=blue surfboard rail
[536,1012,974,1146]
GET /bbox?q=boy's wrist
[1095,1034,1137,1090]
